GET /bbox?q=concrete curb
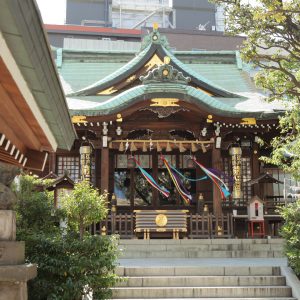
[280,266,300,300]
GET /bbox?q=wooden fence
[91,213,234,239]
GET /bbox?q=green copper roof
[67,82,283,119]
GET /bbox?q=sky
[36,0,66,24]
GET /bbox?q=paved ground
[118,258,288,267]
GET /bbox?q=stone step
[117,266,281,277]
[120,250,284,258]
[119,244,283,251]
[119,239,284,245]
[115,297,297,300]
[117,275,286,287]
[112,286,292,298]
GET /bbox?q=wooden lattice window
[57,156,80,181]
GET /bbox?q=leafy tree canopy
[212,0,300,177]
[61,180,108,239]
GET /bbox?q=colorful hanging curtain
[132,157,170,198]
[162,156,192,205]
[192,158,231,199]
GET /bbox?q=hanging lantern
[229,146,242,199]
[118,141,124,152]
[127,156,136,168]
[191,143,198,152]
[130,141,137,152]
[79,144,92,181]
[157,142,162,152]
[201,143,207,153]
[179,143,186,153]
[166,141,172,152]
[142,142,147,152]
[187,157,195,169]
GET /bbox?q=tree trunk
[79,220,84,240]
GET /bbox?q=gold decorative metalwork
[150,98,179,107]
[241,118,256,125]
[155,214,168,227]
[126,74,136,83]
[144,54,164,71]
[72,115,87,123]
[163,69,169,76]
[153,22,159,30]
[206,114,213,123]
[196,87,213,96]
[229,146,242,199]
[79,145,91,181]
[97,86,118,95]
[116,113,123,122]
[164,56,171,64]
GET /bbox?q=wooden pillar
[101,148,109,193]
[212,147,223,216]
[252,143,260,197]
[95,149,101,189]
[49,152,56,173]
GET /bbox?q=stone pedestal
[0,211,16,241]
[0,211,37,300]
[0,162,37,299]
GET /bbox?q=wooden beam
[25,150,48,171]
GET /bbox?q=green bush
[25,234,119,300]
[279,199,300,276]
[14,175,119,299]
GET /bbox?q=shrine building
[48,27,291,239]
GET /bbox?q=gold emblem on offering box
[155,214,168,227]
[150,98,179,107]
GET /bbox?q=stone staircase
[112,239,296,299]
[118,238,285,259]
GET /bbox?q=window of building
[57,156,80,181]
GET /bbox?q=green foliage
[14,174,61,237]
[279,200,300,276]
[14,175,119,300]
[26,234,119,300]
[61,180,108,239]
[211,0,300,177]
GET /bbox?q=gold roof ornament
[241,118,257,125]
[116,113,123,122]
[164,56,171,65]
[71,115,87,123]
[153,22,159,30]
[150,98,179,107]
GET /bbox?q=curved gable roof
[68,29,238,98]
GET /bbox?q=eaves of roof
[67,83,283,120]
[0,0,77,150]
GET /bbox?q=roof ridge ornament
[140,24,170,51]
[140,58,191,85]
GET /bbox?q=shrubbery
[15,175,119,300]
[279,199,300,276]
